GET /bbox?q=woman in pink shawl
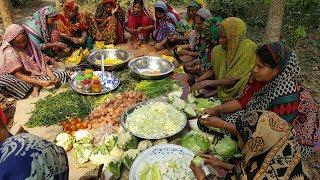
[0,24,68,99]
[126,0,154,45]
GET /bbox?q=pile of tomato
[61,118,90,134]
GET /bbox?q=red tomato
[65,124,72,131]
[76,122,82,129]
[70,125,77,131]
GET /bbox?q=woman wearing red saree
[54,0,88,49]
[126,0,154,44]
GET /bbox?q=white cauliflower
[103,134,118,152]
[56,133,73,151]
[117,132,138,151]
[109,146,125,158]
[122,149,140,169]
[137,140,153,152]
[74,143,93,164]
[74,129,93,144]
[154,139,168,145]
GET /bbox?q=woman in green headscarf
[191,17,256,102]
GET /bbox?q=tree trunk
[264,0,285,42]
[0,0,14,28]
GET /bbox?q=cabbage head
[180,130,211,154]
[212,136,239,161]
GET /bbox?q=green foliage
[294,25,307,38]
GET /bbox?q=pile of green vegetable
[167,91,221,118]
[135,78,180,98]
[27,90,97,127]
[115,70,140,93]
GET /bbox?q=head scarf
[0,133,69,179]
[220,17,247,65]
[230,110,311,179]
[0,24,46,75]
[102,0,116,7]
[64,0,77,11]
[56,0,87,36]
[211,17,256,101]
[195,8,212,20]
[203,17,223,43]
[23,6,57,45]
[188,0,205,8]
[154,1,179,23]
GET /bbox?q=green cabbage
[196,98,221,114]
[180,130,211,154]
[212,136,239,161]
[172,96,186,110]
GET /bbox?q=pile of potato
[86,91,147,130]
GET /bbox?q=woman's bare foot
[30,86,40,97]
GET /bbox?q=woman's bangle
[222,121,227,130]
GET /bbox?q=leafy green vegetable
[122,149,140,169]
[167,90,183,102]
[184,103,197,118]
[193,156,203,166]
[180,130,211,154]
[187,94,197,103]
[135,79,180,98]
[196,98,221,114]
[212,136,239,161]
[115,69,140,93]
[117,132,138,151]
[27,90,93,127]
[107,157,122,179]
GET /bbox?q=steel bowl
[120,100,187,140]
[87,49,130,71]
[128,56,174,79]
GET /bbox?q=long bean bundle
[135,79,180,98]
[27,90,93,127]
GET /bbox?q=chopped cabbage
[180,130,211,154]
[193,156,203,166]
[187,94,197,103]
